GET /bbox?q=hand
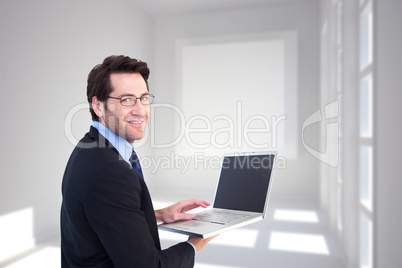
[187,235,219,252]
[155,199,210,224]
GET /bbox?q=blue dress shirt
[92,121,133,165]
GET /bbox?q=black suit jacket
[61,127,195,267]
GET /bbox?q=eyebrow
[118,93,150,98]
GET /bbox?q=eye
[141,96,149,101]
[121,97,133,104]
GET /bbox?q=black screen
[213,153,275,213]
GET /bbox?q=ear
[92,96,104,119]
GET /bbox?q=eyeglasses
[107,94,155,106]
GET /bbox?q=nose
[130,100,146,117]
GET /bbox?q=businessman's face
[98,72,150,144]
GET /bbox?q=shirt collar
[92,121,133,165]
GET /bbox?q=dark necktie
[129,150,143,178]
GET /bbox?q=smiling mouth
[126,119,144,128]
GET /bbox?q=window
[358,0,374,267]
[360,212,373,268]
[359,1,373,71]
[360,146,373,210]
[360,75,373,138]
[335,0,344,232]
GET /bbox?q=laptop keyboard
[194,211,251,225]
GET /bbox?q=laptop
[158,151,277,238]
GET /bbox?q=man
[61,55,215,267]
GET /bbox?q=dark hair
[87,55,150,121]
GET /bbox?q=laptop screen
[213,153,275,213]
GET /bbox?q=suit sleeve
[84,162,195,268]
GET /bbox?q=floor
[0,197,345,268]
[156,196,346,268]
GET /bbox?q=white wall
[150,2,320,199]
[0,0,154,249]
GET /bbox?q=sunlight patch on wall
[273,209,319,223]
[3,246,60,268]
[176,31,298,159]
[269,232,329,255]
[0,207,35,263]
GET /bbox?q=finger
[200,200,210,207]
[180,205,200,213]
[181,202,209,212]
[183,199,210,208]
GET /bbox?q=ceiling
[134,0,311,18]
